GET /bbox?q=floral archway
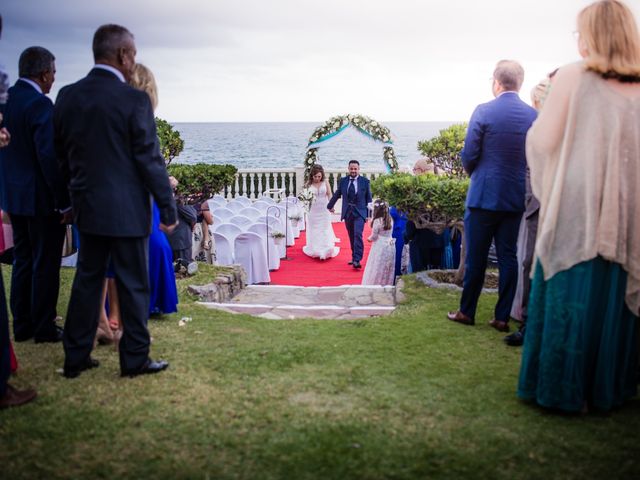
[303,114,398,183]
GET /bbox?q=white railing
[222,167,387,200]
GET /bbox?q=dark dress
[149,203,178,315]
[389,207,407,277]
[404,221,444,272]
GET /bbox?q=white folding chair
[234,232,271,284]
[226,201,244,213]
[229,215,253,231]
[215,223,244,243]
[265,215,286,258]
[212,207,234,223]
[238,207,261,221]
[275,205,295,246]
[213,232,234,266]
[248,223,280,271]
[234,196,252,207]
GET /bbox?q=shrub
[156,118,185,165]
[167,163,237,204]
[417,123,467,178]
[371,173,469,227]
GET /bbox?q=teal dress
[518,257,638,412]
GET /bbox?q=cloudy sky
[2,0,637,122]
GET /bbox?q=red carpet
[269,221,372,286]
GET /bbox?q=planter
[273,236,285,247]
[290,219,300,228]
[416,269,498,293]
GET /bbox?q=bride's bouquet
[297,188,315,211]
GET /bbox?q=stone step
[198,302,396,320]
[197,283,399,320]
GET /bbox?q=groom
[328,160,372,269]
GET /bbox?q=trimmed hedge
[167,163,237,204]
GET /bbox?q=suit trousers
[10,214,65,341]
[345,209,365,263]
[460,208,521,322]
[0,271,10,397]
[63,233,151,372]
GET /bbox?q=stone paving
[199,280,405,320]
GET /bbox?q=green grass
[1,264,639,480]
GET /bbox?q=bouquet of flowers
[297,188,315,211]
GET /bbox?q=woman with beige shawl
[518,0,640,413]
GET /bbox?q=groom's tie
[348,178,356,201]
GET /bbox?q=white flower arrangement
[297,188,315,211]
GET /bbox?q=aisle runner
[269,221,373,287]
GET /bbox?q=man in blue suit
[447,60,537,332]
[327,160,372,269]
[0,46,71,343]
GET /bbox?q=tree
[167,163,237,205]
[417,123,467,178]
[156,117,184,165]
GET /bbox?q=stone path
[199,281,404,320]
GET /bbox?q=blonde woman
[518,0,640,413]
[129,63,178,316]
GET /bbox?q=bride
[302,164,340,260]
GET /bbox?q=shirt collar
[497,90,518,98]
[18,77,43,94]
[93,64,126,83]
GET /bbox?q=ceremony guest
[0,46,71,343]
[129,63,178,315]
[0,13,37,409]
[303,164,339,260]
[506,72,555,347]
[447,60,537,332]
[54,24,177,378]
[167,175,197,269]
[518,0,639,413]
[192,201,215,264]
[362,200,396,286]
[327,160,372,269]
[389,206,407,277]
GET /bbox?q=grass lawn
[1,264,639,480]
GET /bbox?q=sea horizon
[171,121,461,170]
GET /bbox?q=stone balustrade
[220,166,387,199]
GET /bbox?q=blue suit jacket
[327,175,372,220]
[461,92,537,212]
[0,80,69,215]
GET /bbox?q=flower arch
[303,114,398,183]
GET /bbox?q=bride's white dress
[303,182,340,260]
[362,218,396,286]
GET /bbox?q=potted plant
[271,231,286,246]
[288,214,302,228]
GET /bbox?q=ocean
[172,121,458,171]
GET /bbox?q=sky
[2,0,638,123]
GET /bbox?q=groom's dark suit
[54,67,176,373]
[327,175,371,264]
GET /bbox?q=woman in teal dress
[519,0,640,413]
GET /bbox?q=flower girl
[362,200,396,285]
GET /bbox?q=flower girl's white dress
[303,182,340,260]
[362,218,396,285]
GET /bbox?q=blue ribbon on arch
[307,124,349,147]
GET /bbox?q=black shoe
[504,330,524,347]
[34,326,64,344]
[14,331,34,342]
[348,261,353,265]
[353,261,361,269]
[63,357,100,379]
[121,359,169,378]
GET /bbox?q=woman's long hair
[306,164,325,187]
[129,63,159,109]
[578,0,640,79]
[371,200,392,230]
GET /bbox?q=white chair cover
[265,215,286,258]
[234,196,252,207]
[234,232,271,284]
[286,196,305,232]
[226,201,244,213]
[248,223,280,271]
[275,205,295,246]
[256,195,276,204]
[212,207,234,223]
[252,201,271,213]
[208,198,226,211]
[213,194,227,202]
[213,232,234,266]
[238,207,262,221]
[214,223,244,243]
[229,215,253,231]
